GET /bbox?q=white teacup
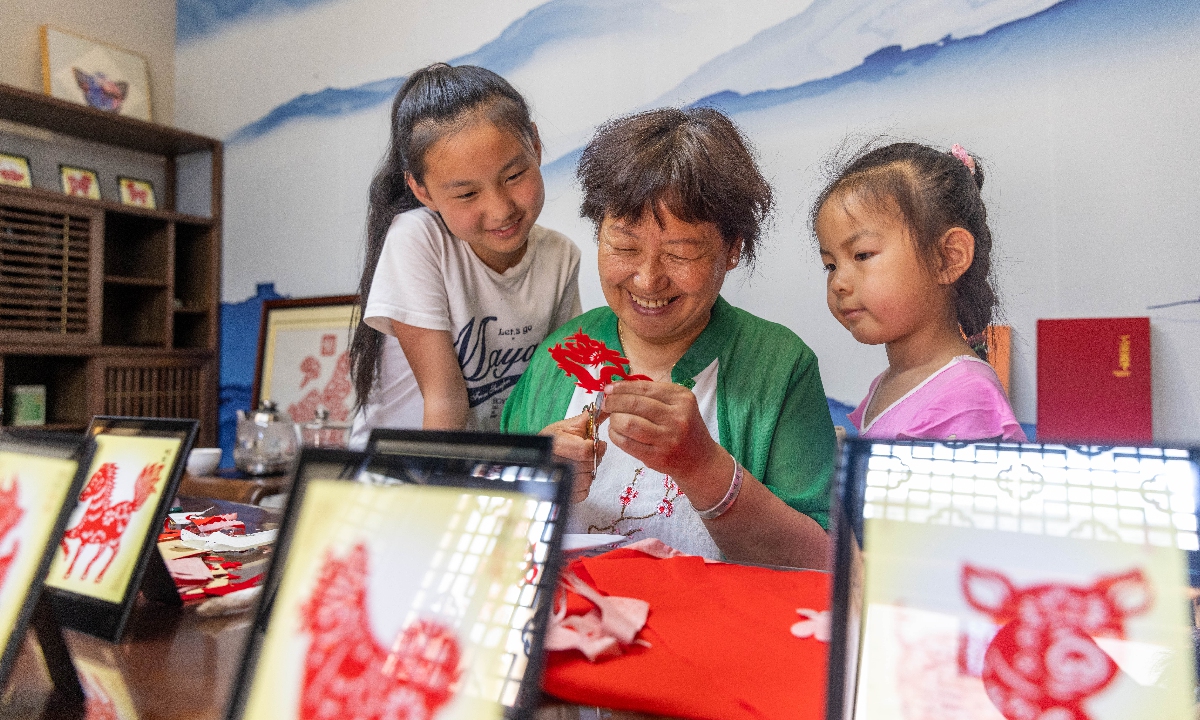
[186,447,222,476]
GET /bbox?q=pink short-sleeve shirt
[848,356,1026,442]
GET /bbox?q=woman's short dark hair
[577,107,773,267]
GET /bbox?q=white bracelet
[695,454,744,521]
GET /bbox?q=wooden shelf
[0,84,222,445]
[1,423,87,433]
[0,184,213,225]
[0,84,216,156]
[105,275,168,288]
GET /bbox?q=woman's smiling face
[598,205,740,347]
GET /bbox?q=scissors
[585,389,603,476]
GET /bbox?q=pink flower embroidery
[619,486,638,507]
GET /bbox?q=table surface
[0,496,675,720]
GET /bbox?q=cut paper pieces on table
[549,330,651,393]
[544,540,830,720]
[545,572,650,661]
[180,529,277,552]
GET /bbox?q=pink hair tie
[951,144,976,175]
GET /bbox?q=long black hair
[350,63,537,409]
[812,141,996,358]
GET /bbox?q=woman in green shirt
[502,108,836,568]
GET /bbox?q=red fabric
[543,548,830,720]
[1036,317,1152,443]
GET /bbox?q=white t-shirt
[349,207,581,447]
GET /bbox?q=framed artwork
[0,432,92,695]
[226,445,572,720]
[827,440,1199,720]
[116,176,155,209]
[60,165,100,200]
[40,26,153,121]
[45,417,197,641]
[253,295,359,424]
[0,153,32,189]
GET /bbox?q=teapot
[234,400,300,475]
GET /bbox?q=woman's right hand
[540,411,606,503]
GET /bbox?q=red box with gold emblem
[1036,317,1152,443]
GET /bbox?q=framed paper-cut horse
[44,417,197,642]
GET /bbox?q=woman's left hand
[601,380,723,482]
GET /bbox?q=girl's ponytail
[350,64,537,409]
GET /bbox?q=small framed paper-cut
[60,165,100,200]
[0,153,32,189]
[253,295,360,424]
[117,177,155,209]
[0,431,92,697]
[226,445,572,720]
[44,417,197,642]
[41,26,152,121]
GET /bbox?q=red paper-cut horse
[59,462,164,582]
[962,564,1152,720]
[300,542,462,720]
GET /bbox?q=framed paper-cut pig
[828,441,1199,720]
[226,444,572,720]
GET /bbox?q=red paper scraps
[548,330,651,393]
[543,547,830,720]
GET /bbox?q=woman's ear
[406,172,437,210]
[937,227,975,285]
[726,237,744,270]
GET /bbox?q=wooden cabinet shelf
[0,83,221,444]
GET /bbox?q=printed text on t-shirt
[455,316,539,407]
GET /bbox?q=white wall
[1,0,176,124]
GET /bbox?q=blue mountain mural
[179,0,338,43]
[227,0,655,142]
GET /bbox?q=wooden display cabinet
[0,84,220,444]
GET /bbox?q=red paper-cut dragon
[548,330,651,393]
[0,479,24,590]
[59,462,164,582]
[299,542,462,720]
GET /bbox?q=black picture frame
[825,439,1200,720]
[0,431,92,699]
[367,428,553,465]
[44,417,197,642]
[226,443,573,720]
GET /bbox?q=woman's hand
[601,381,726,505]
[540,411,606,503]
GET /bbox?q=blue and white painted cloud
[178,0,339,43]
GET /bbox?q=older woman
[501,108,835,568]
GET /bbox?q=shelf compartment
[102,284,167,346]
[0,197,100,344]
[2,354,88,428]
[91,355,212,427]
[173,223,217,349]
[103,213,169,281]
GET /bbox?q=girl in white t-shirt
[348,63,581,446]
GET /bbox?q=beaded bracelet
[695,454,744,521]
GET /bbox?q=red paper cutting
[59,462,163,582]
[0,479,24,589]
[549,330,651,393]
[299,542,462,720]
[962,564,1153,720]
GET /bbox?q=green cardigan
[501,296,835,528]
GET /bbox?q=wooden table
[177,471,291,505]
[0,496,673,720]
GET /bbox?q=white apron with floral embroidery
[563,359,722,559]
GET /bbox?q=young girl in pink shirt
[814,142,1025,442]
